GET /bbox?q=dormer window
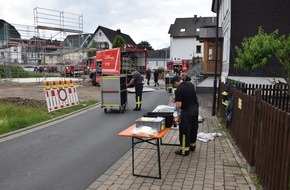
[180,28,186,32]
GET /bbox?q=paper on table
[131,126,158,136]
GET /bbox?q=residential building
[45,33,92,65]
[45,26,138,66]
[0,19,21,64]
[168,15,216,61]
[23,37,61,65]
[147,48,170,70]
[89,26,136,49]
[63,33,93,48]
[212,0,290,84]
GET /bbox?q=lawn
[0,100,98,135]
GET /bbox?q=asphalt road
[0,87,170,190]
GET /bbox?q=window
[208,48,213,60]
[99,32,102,37]
[196,45,201,53]
[208,40,216,60]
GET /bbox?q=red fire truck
[166,60,190,74]
[88,46,147,86]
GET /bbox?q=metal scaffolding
[0,7,83,66]
[0,7,84,81]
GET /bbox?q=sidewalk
[87,91,256,190]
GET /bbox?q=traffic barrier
[44,80,79,112]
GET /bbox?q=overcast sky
[0,0,215,49]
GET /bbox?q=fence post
[249,89,261,173]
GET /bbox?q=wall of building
[229,0,290,77]
[147,59,167,70]
[219,0,231,82]
[90,29,112,49]
[169,37,203,61]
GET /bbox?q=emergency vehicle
[88,46,147,86]
[59,65,75,77]
[166,60,190,74]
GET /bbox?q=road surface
[0,88,170,190]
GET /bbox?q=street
[0,88,170,190]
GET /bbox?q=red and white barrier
[44,80,79,112]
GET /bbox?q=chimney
[194,15,198,22]
[116,29,121,34]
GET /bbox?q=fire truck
[166,60,190,74]
[88,46,147,86]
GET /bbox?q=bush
[0,65,29,78]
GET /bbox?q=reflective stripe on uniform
[181,134,189,154]
[137,96,142,108]
[190,142,196,148]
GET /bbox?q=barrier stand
[44,80,79,113]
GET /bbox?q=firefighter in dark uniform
[127,68,143,111]
[171,76,199,156]
[153,69,159,86]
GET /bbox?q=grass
[0,100,98,135]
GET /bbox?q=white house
[168,15,216,61]
[88,26,136,49]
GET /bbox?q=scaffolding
[0,7,84,81]
[34,7,84,65]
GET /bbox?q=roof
[168,16,216,37]
[93,26,136,46]
[0,19,21,39]
[63,33,93,48]
[147,49,170,59]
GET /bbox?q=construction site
[0,7,91,80]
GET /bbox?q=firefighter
[146,68,151,85]
[127,68,143,111]
[153,69,159,87]
[171,76,199,156]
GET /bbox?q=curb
[0,102,100,140]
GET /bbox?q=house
[44,48,87,65]
[0,19,62,65]
[45,33,92,65]
[0,19,22,64]
[23,37,61,65]
[45,26,138,66]
[211,0,290,84]
[198,26,223,75]
[147,48,170,70]
[168,15,216,62]
[63,33,93,48]
[89,26,136,49]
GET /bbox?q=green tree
[112,35,125,48]
[235,27,290,93]
[88,40,97,57]
[137,41,154,50]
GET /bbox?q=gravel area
[0,79,101,107]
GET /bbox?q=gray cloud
[1,0,214,49]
